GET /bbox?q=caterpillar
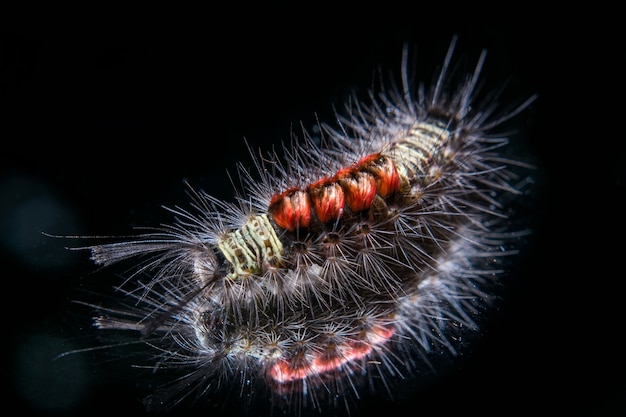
[63,36,536,416]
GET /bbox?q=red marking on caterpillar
[269,324,395,384]
[59,35,537,417]
[269,187,312,231]
[270,152,400,231]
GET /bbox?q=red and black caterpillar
[76,37,536,415]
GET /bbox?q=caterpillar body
[67,36,536,416]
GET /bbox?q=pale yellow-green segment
[388,122,451,182]
[217,214,284,280]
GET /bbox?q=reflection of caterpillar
[73,36,536,416]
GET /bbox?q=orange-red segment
[307,178,345,223]
[268,325,395,384]
[359,154,400,197]
[268,189,311,231]
[337,169,377,212]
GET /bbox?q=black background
[2,8,623,417]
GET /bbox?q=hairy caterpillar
[61,36,536,416]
